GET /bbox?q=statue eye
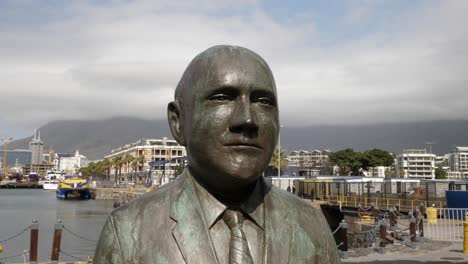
[257,97,275,106]
[209,94,232,101]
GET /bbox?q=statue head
[168,45,279,201]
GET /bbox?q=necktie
[223,209,254,264]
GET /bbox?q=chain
[59,249,88,262]
[0,225,30,243]
[0,249,29,261]
[332,225,341,235]
[63,225,97,243]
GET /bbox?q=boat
[56,175,91,199]
[43,170,62,190]
[43,180,58,190]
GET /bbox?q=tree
[137,155,146,184]
[329,148,365,176]
[173,164,184,178]
[123,154,135,183]
[78,160,107,180]
[270,148,288,175]
[102,158,112,181]
[385,168,405,178]
[112,155,124,183]
[131,159,139,183]
[435,167,447,179]
[363,149,394,168]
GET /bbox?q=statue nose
[229,100,258,137]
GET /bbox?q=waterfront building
[364,166,389,177]
[105,137,186,184]
[396,149,435,179]
[29,129,44,165]
[286,149,330,176]
[23,163,54,176]
[59,150,89,175]
[449,146,468,172]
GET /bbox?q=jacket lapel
[263,180,293,264]
[170,171,218,264]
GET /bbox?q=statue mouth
[223,142,263,150]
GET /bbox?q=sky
[0,0,467,140]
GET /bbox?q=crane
[1,136,13,178]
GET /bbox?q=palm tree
[112,155,124,183]
[131,159,139,184]
[270,148,288,176]
[123,154,135,183]
[137,155,146,184]
[101,158,111,181]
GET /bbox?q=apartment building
[449,146,468,172]
[287,150,329,176]
[396,149,435,179]
[447,146,468,179]
[105,137,186,182]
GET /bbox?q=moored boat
[56,175,91,199]
[43,170,62,190]
[43,180,58,190]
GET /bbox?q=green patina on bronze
[94,45,341,263]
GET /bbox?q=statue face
[177,48,279,191]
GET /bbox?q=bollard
[51,219,63,263]
[30,219,39,264]
[410,217,417,242]
[389,208,397,229]
[379,220,387,247]
[414,208,420,234]
[419,214,424,237]
[464,212,468,254]
[338,220,348,252]
[428,204,438,224]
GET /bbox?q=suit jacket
[94,171,340,263]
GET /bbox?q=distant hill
[6,117,468,160]
[7,117,172,160]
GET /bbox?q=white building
[59,150,89,175]
[449,146,468,172]
[396,149,435,179]
[287,150,329,176]
[105,137,186,184]
[364,166,389,177]
[29,129,44,165]
[447,146,468,179]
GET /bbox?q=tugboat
[56,175,91,199]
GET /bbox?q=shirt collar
[189,172,264,230]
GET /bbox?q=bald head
[174,45,277,115]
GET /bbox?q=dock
[0,180,42,189]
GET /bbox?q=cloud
[0,0,467,138]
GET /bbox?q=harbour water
[0,189,114,263]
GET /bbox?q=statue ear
[167,101,186,146]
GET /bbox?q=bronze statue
[94,45,340,263]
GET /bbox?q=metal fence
[424,208,467,242]
[322,195,444,212]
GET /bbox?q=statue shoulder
[110,179,179,223]
[269,185,320,213]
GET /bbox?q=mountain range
[6,117,468,160]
